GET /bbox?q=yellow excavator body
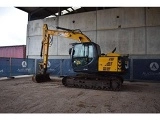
[32,24,129,91]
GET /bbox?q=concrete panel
[26,36,42,56]
[97,28,145,55]
[27,36,58,57]
[27,18,57,36]
[48,36,58,56]
[97,8,121,30]
[120,8,145,28]
[59,11,96,31]
[27,36,58,55]
[131,28,146,54]
[146,7,160,26]
[97,30,119,54]
[147,26,160,54]
[27,19,43,36]
[118,28,146,54]
[27,55,70,59]
[57,37,79,55]
[118,28,134,54]
[43,17,58,29]
[97,8,145,30]
[26,7,160,59]
[83,31,97,43]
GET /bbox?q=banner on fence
[0,58,10,77]
[61,59,76,76]
[1,57,160,82]
[133,59,160,81]
[36,59,61,76]
[11,58,35,76]
[0,58,35,77]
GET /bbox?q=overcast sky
[0,7,28,46]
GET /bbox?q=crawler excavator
[32,24,129,91]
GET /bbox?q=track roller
[32,73,51,83]
[62,75,123,91]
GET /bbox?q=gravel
[0,77,160,113]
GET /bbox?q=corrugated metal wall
[0,45,26,58]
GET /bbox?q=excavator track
[62,74,123,91]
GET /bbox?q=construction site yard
[0,76,160,113]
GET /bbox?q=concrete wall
[26,7,160,59]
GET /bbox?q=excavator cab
[70,42,101,73]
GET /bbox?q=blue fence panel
[61,59,77,76]
[27,59,35,74]
[48,59,61,76]
[11,58,35,76]
[0,58,10,77]
[37,59,61,76]
[122,70,130,80]
[133,59,160,81]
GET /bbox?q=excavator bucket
[32,73,51,83]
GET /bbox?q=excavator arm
[32,24,91,82]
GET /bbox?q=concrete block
[131,28,145,54]
[83,31,97,43]
[97,28,145,55]
[146,7,160,26]
[57,37,79,55]
[97,30,119,54]
[26,7,160,58]
[147,26,160,54]
[117,28,132,54]
[27,19,43,36]
[120,8,145,28]
[118,28,145,54]
[26,36,42,56]
[27,35,58,57]
[48,36,58,56]
[97,8,145,30]
[59,11,96,31]
[97,8,121,30]
[43,17,58,29]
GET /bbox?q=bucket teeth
[32,73,51,83]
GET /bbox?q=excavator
[32,24,129,91]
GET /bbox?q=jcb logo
[150,62,159,71]
[107,62,112,66]
[109,58,114,61]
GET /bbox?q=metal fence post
[9,57,11,78]
[8,57,14,79]
[34,59,37,74]
[130,58,134,82]
[60,59,63,76]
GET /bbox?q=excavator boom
[32,24,92,83]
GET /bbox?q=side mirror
[69,48,72,55]
[69,48,75,55]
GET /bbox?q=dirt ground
[0,76,160,113]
